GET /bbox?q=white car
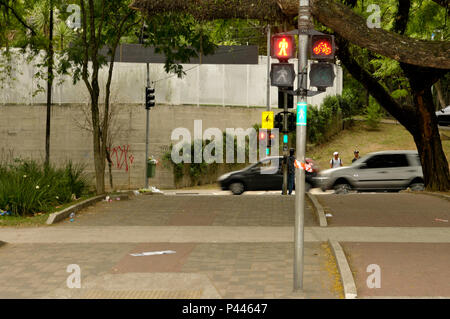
[313,150,424,193]
[436,105,450,126]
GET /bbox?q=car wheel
[334,183,351,194]
[409,182,425,191]
[229,182,245,195]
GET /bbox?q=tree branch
[0,0,37,36]
[335,35,417,135]
[130,0,450,69]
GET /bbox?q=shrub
[365,100,382,130]
[0,160,88,216]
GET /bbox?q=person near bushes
[330,151,343,168]
[352,150,360,163]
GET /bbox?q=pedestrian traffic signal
[270,63,296,87]
[310,35,335,60]
[271,35,296,62]
[145,87,155,109]
[309,62,335,89]
[278,87,294,109]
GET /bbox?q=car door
[355,154,410,190]
[250,158,283,190]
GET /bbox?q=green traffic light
[283,134,288,144]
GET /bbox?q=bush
[0,159,88,216]
[365,99,382,130]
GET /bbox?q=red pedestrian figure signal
[271,35,295,62]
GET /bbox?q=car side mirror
[359,163,368,169]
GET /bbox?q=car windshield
[246,158,280,170]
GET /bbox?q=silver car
[313,150,424,193]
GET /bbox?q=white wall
[1,52,343,108]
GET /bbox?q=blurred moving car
[313,150,424,194]
[436,105,450,126]
[218,156,318,195]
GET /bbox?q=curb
[306,193,328,227]
[328,239,357,299]
[46,193,130,225]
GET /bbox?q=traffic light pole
[294,0,310,291]
[266,25,271,111]
[145,62,150,189]
[282,92,288,195]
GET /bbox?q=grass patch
[0,194,94,227]
[307,121,450,171]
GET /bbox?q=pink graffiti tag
[109,145,134,172]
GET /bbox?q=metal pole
[282,92,288,195]
[294,0,310,291]
[145,63,150,189]
[266,24,271,111]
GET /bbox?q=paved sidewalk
[317,193,450,227]
[2,226,450,244]
[341,242,450,297]
[0,242,341,299]
[62,195,318,227]
[0,195,342,299]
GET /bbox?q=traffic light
[259,130,266,141]
[270,63,296,87]
[287,112,296,132]
[145,87,155,109]
[278,87,294,108]
[274,113,283,130]
[310,34,335,60]
[309,63,335,89]
[271,35,296,62]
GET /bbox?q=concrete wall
[0,104,268,190]
[0,52,343,190]
[1,52,342,108]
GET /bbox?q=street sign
[262,111,274,129]
[296,102,307,126]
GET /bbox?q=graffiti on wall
[108,145,134,172]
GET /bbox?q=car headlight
[218,173,231,182]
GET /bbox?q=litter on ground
[130,250,176,257]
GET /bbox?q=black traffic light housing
[278,87,294,109]
[274,113,283,130]
[287,112,296,132]
[309,62,335,90]
[145,87,155,109]
[270,63,296,87]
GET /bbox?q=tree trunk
[45,2,53,167]
[411,87,450,191]
[434,80,446,110]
